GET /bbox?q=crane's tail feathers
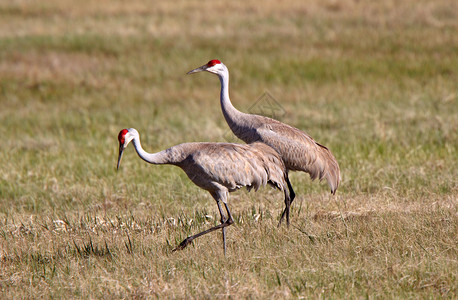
[325,154,340,195]
[315,143,340,195]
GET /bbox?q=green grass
[0,0,457,298]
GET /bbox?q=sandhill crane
[117,128,292,254]
[188,60,341,214]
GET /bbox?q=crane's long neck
[218,70,246,130]
[132,136,171,165]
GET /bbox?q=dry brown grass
[0,0,457,298]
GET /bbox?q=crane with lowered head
[117,128,293,254]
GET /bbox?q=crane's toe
[172,237,194,252]
[278,210,286,228]
[277,208,291,228]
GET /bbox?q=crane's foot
[277,209,290,228]
[278,210,286,228]
[172,236,194,252]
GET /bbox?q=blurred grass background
[0,0,457,298]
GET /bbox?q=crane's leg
[173,196,234,253]
[222,202,233,254]
[286,174,296,203]
[216,199,228,255]
[278,188,291,227]
[211,191,229,254]
[278,174,295,227]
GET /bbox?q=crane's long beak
[117,143,125,171]
[187,64,207,74]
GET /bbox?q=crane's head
[187,59,226,76]
[117,128,137,170]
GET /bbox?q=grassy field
[0,0,457,298]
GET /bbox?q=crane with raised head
[117,128,292,254]
[188,60,341,213]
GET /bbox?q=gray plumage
[188,60,341,194]
[229,114,341,194]
[179,142,287,194]
[117,128,291,253]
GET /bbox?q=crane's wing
[254,118,341,194]
[182,143,286,194]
